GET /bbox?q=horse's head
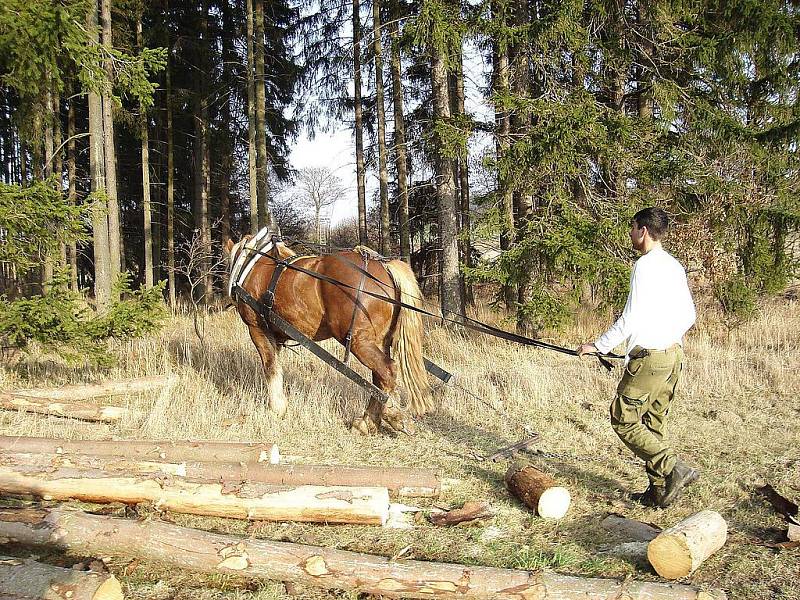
[223,234,253,271]
[225,227,296,297]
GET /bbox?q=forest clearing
[2,0,800,597]
[1,300,797,599]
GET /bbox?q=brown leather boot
[630,484,664,507]
[659,460,700,508]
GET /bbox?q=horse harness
[230,236,404,405]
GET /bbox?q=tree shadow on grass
[5,358,106,386]
[423,410,626,490]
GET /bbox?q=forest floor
[1,297,798,599]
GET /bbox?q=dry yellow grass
[1,299,799,599]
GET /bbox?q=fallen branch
[4,375,175,401]
[0,507,728,599]
[0,555,122,600]
[0,465,389,525]
[430,501,493,527]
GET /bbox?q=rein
[233,241,623,371]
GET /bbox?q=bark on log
[4,376,175,401]
[0,396,127,423]
[0,556,122,600]
[0,437,280,465]
[0,508,728,599]
[601,514,661,542]
[647,511,728,579]
[0,442,438,497]
[504,464,571,519]
[429,502,492,527]
[0,466,389,525]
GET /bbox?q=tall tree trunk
[101,0,122,283]
[138,17,153,289]
[453,49,473,306]
[372,0,391,254]
[246,0,259,233]
[42,77,55,291]
[431,48,464,320]
[67,95,79,291]
[152,88,162,284]
[19,139,27,184]
[493,20,515,310]
[353,0,367,245]
[166,55,176,307]
[219,0,234,243]
[253,0,273,229]
[510,0,533,332]
[194,2,212,301]
[87,2,112,310]
[54,91,66,270]
[388,2,409,262]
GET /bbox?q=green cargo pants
[610,345,683,486]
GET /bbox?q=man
[577,207,698,508]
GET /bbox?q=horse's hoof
[350,417,377,436]
[382,414,416,436]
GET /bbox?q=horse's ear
[223,238,234,256]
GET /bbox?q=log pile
[0,556,123,600]
[0,463,390,526]
[0,437,439,497]
[0,507,728,600]
[0,436,443,525]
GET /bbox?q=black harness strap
[232,284,389,404]
[244,246,624,370]
[343,253,369,365]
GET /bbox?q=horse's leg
[247,324,287,417]
[349,338,414,435]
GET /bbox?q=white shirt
[594,247,696,357]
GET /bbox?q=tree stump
[647,510,728,579]
[505,464,571,519]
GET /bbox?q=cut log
[504,464,571,519]
[0,442,440,497]
[0,508,728,599]
[0,465,389,525]
[788,523,800,542]
[0,556,122,600]
[601,514,662,542]
[647,510,728,579]
[0,437,280,465]
[5,375,175,401]
[0,396,127,423]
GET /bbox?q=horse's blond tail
[386,259,431,416]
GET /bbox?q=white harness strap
[227,227,275,297]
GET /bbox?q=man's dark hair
[633,207,669,240]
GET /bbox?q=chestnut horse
[224,229,431,434]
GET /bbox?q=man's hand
[576,343,598,359]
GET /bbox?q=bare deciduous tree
[293,167,346,244]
